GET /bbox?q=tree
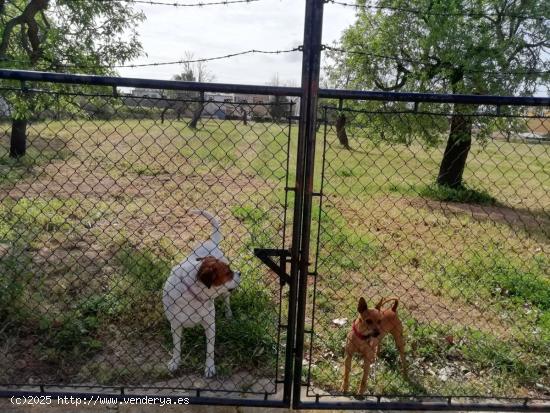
[336,112,351,149]
[0,0,144,157]
[267,74,293,122]
[160,69,194,123]
[327,0,549,188]
[166,52,214,129]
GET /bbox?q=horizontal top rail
[0,69,549,106]
[320,88,550,106]
[0,69,301,97]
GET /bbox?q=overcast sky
[116,1,547,97]
[117,0,355,86]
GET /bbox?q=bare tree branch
[0,0,49,60]
[374,65,409,91]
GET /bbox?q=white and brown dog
[163,210,240,378]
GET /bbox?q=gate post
[290,0,324,407]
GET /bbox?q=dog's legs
[223,294,233,319]
[203,318,216,378]
[341,351,352,393]
[168,323,182,373]
[359,354,374,395]
[374,334,386,367]
[358,358,371,395]
[392,326,407,376]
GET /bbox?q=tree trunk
[160,106,168,124]
[437,112,473,188]
[10,119,27,158]
[242,110,247,126]
[336,113,350,149]
[189,91,205,130]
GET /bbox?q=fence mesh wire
[1,80,549,408]
[301,102,549,403]
[0,84,295,400]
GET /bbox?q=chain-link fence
[0,72,549,410]
[0,80,297,405]
[297,99,549,409]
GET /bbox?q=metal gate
[291,95,550,411]
[0,73,300,408]
[287,2,550,409]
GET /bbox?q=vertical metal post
[290,0,324,407]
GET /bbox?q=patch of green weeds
[231,204,279,249]
[312,316,548,396]
[116,244,171,292]
[250,127,290,181]
[0,197,109,244]
[0,251,33,324]
[14,294,108,366]
[336,166,356,178]
[215,271,279,373]
[427,249,549,322]
[316,205,380,276]
[0,145,70,187]
[422,249,549,388]
[0,198,79,237]
[130,163,166,176]
[418,183,496,204]
[231,205,266,224]
[411,320,548,388]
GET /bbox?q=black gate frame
[1,0,549,409]
[292,93,550,412]
[0,68,303,409]
[289,1,550,411]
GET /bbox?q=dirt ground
[1,119,548,403]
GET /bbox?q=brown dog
[341,297,406,394]
[373,297,407,375]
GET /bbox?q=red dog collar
[352,321,372,340]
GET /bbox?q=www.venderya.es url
[11,395,190,406]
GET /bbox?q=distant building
[233,94,299,120]
[204,93,235,119]
[0,97,11,117]
[131,88,163,99]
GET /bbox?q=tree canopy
[0,0,145,157]
[1,0,144,74]
[327,0,549,96]
[325,0,549,188]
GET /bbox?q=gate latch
[254,248,292,286]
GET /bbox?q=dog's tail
[375,296,399,312]
[190,209,222,246]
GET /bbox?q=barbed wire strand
[102,0,260,7]
[0,48,302,70]
[324,0,548,20]
[2,45,547,77]
[115,48,302,68]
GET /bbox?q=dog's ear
[197,258,216,289]
[357,297,368,313]
[197,257,233,288]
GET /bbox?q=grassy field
[0,111,548,398]
[0,117,291,391]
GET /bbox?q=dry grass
[0,114,548,399]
